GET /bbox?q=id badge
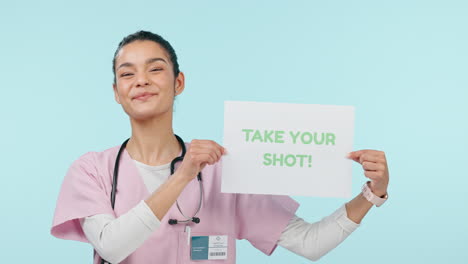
[191,235,228,260]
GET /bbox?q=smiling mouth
[133,93,156,101]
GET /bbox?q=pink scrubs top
[51,144,299,264]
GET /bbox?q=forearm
[81,170,192,263]
[345,187,386,224]
[143,139,225,220]
[145,170,191,220]
[81,201,160,263]
[278,205,359,261]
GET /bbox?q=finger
[211,143,223,160]
[364,170,385,180]
[190,140,226,161]
[359,149,385,156]
[348,149,386,163]
[192,148,218,164]
[208,150,219,164]
[207,141,225,160]
[197,140,223,159]
[196,153,215,165]
[200,163,207,171]
[362,161,385,171]
[364,171,380,180]
[347,150,365,163]
[359,153,386,164]
[190,150,216,164]
[206,141,222,161]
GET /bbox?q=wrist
[368,182,387,198]
[373,190,387,198]
[172,169,193,185]
[362,181,388,207]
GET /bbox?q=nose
[135,73,150,87]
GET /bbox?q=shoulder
[67,145,122,179]
[71,145,121,166]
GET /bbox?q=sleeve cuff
[133,200,161,231]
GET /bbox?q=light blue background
[1,0,467,263]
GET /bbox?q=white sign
[221,101,355,198]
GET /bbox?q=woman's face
[113,40,184,121]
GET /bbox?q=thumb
[347,150,364,163]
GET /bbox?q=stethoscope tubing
[100,134,203,264]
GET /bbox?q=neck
[126,112,181,166]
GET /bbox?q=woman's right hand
[177,139,226,182]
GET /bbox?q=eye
[120,73,134,77]
[150,68,163,72]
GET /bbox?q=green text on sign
[241,129,336,145]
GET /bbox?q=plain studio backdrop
[0,1,466,263]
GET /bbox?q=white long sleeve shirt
[80,160,359,263]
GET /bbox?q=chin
[127,107,173,121]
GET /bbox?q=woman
[51,31,390,264]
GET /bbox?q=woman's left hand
[348,150,389,197]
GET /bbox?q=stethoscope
[100,134,203,264]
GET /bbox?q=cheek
[153,76,176,94]
[116,81,132,94]
[153,70,174,84]
[115,84,132,103]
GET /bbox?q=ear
[174,72,185,96]
[113,83,121,104]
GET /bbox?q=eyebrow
[117,57,168,70]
